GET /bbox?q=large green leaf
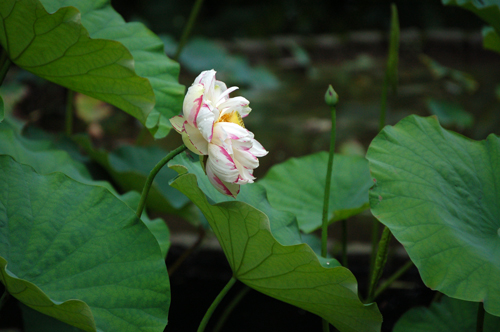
[40,0,185,138]
[75,135,190,214]
[0,0,155,125]
[394,296,500,332]
[170,153,304,247]
[483,26,500,54]
[367,115,500,316]
[170,166,382,332]
[0,155,170,331]
[259,152,372,233]
[442,0,500,34]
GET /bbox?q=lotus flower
[170,70,268,198]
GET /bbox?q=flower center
[218,111,245,128]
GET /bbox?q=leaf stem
[213,286,251,332]
[168,227,206,276]
[136,144,187,217]
[341,219,348,267]
[0,290,9,312]
[373,260,413,300]
[321,93,336,332]
[321,104,336,258]
[0,47,11,87]
[197,276,237,332]
[65,89,74,136]
[174,0,205,61]
[367,226,392,303]
[370,3,399,286]
[476,302,485,332]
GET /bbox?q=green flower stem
[0,47,11,86]
[367,226,392,303]
[477,302,485,332]
[198,276,237,332]
[168,227,206,276]
[136,144,187,217]
[0,290,9,312]
[213,286,251,332]
[321,104,336,258]
[174,0,205,61]
[373,260,413,300]
[370,4,399,281]
[65,89,74,136]
[341,219,348,267]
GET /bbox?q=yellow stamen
[218,111,245,128]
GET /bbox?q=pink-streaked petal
[183,84,204,127]
[196,104,215,142]
[234,147,259,170]
[169,115,186,134]
[249,138,268,157]
[218,96,251,118]
[194,70,216,100]
[207,144,239,183]
[206,166,239,198]
[183,123,208,155]
[234,159,255,184]
[217,122,250,141]
[215,87,239,107]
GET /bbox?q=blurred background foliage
[113,0,485,38]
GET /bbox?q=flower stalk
[320,85,338,332]
[198,276,237,332]
[174,0,205,61]
[136,144,187,218]
[476,302,485,332]
[367,226,392,303]
[321,85,338,259]
[65,89,74,136]
[0,47,11,86]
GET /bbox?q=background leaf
[0,155,170,332]
[75,135,190,214]
[259,152,372,233]
[0,0,155,125]
[426,98,474,129]
[367,115,500,316]
[442,0,500,34]
[482,26,500,54]
[40,0,185,138]
[393,296,500,332]
[170,166,382,332]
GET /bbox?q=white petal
[183,122,208,155]
[206,165,239,198]
[183,84,204,127]
[196,104,215,142]
[169,115,186,134]
[215,86,239,107]
[218,96,251,118]
[207,143,239,183]
[212,80,228,102]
